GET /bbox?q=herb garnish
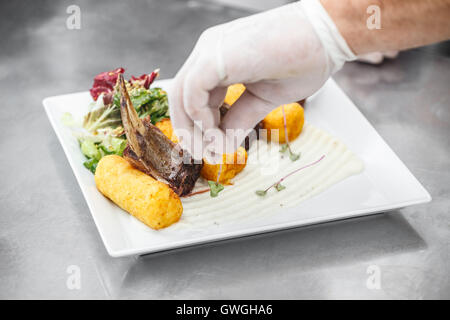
[208,162,226,197]
[280,105,301,161]
[208,181,224,197]
[280,143,301,161]
[256,155,325,197]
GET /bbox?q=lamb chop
[118,74,202,196]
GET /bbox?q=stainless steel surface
[0,0,449,299]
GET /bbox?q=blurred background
[0,0,449,299]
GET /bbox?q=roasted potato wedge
[262,103,304,143]
[201,147,248,185]
[224,83,246,106]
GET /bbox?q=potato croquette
[95,155,183,229]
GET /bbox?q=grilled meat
[118,74,202,196]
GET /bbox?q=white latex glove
[357,51,399,64]
[168,0,356,161]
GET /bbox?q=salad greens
[80,135,127,173]
[82,95,122,133]
[64,71,169,174]
[111,86,169,124]
[61,112,79,127]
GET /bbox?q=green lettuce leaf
[83,158,99,174]
[83,95,122,132]
[113,86,169,124]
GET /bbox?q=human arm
[321,0,450,54]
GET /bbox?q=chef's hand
[168,0,355,160]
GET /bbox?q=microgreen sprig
[208,181,224,197]
[280,143,301,161]
[208,162,225,197]
[185,163,225,198]
[280,105,301,161]
[256,155,325,197]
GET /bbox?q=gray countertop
[0,0,449,299]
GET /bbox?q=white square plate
[43,79,431,257]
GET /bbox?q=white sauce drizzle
[172,123,364,229]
